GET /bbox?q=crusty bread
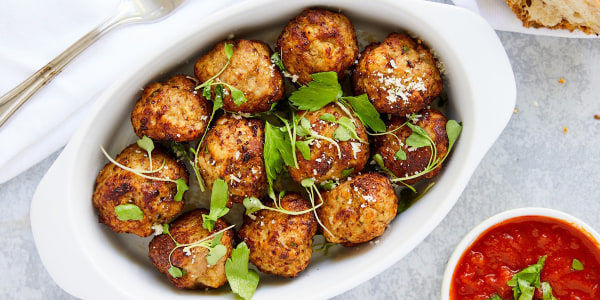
[505,0,600,35]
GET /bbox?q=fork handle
[0,7,133,128]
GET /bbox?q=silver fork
[0,0,185,127]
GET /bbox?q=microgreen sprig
[242,191,322,216]
[301,178,334,238]
[195,43,247,106]
[162,223,235,278]
[372,118,462,193]
[296,116,343,159]
[100,137,188,202]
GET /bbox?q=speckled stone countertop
[1,1,599,299]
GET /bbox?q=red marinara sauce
[450,215,600,300]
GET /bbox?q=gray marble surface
[1,4,600,300]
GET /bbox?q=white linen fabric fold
[0,0,239,183]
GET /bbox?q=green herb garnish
[486,294,502,300]
[371,117,462,193]
[225,242,259,300]
[288,71,385,133]
[101,137,188,202]
[572,258,584,271]
[507,256,546,300]
[202,178,230,231]
[162,223,234,278]
[541,282,557,300]
[114,204,144,221]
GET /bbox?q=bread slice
[505,0,600,35]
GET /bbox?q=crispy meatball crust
[288,103,369,185]
[92,143,188,237]
[239,193,317,277]
[131,74,212,142]
[373,109,449,185]
[317,173,398,246]
[148,209,234,289]
[194,39,284,113]
[352,33,442,116]
[197,114,267,205]
[276,8,359,85]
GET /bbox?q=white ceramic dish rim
[30,0,516,299]
[440,207,600,299]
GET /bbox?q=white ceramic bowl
[441,207,600,300]
[31,0,515,299]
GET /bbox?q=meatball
[288,103,369,185]
[373,109,449,185]
[196,114,267,205]
[352,33,442,116]
[276,8,358,85]
[131,74,212,142]
[317,173,398,246]
[239,193,317,277]
[93,143,188,237]
[148,209,234,289]
[194,39,284,113]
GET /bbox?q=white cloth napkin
[451,0,598,38]
[0,0,240,184]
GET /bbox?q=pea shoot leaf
[206,244,227,266]
[229,86,247,106]
[202,178,230,231]
[342,94,386,133]
[243,197,265,215]
[446,119,462,150]
[572,258,584,271]
[320,113,336,122]
[214,84,225,110]
[335,116,360,141]
[203,80,213,100]
[507,255,546,300]
[301,178,315,188]
[225,242,259,300]
[394,149,407,161]
[295,140,311,160]
[137,136,154,153]
[114,204,144,221]
[333,126,351,141]
[168,265,184,278]
[174,178,188,202]
[224,43,234,60]
[297,117,312,137]
[289,71,342,111]
[405,132,430,148]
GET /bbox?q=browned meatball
[317,173,398,246]
[276,8,358,85]
[194,39,284,113]
[92,143,188,237]
[239,193,317,277]
[131,74,212,142]
[148,209,234,289]
[352,33,442,116]
[197,114,267,205]
[288,103,369,185]
[373,109,449,185]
